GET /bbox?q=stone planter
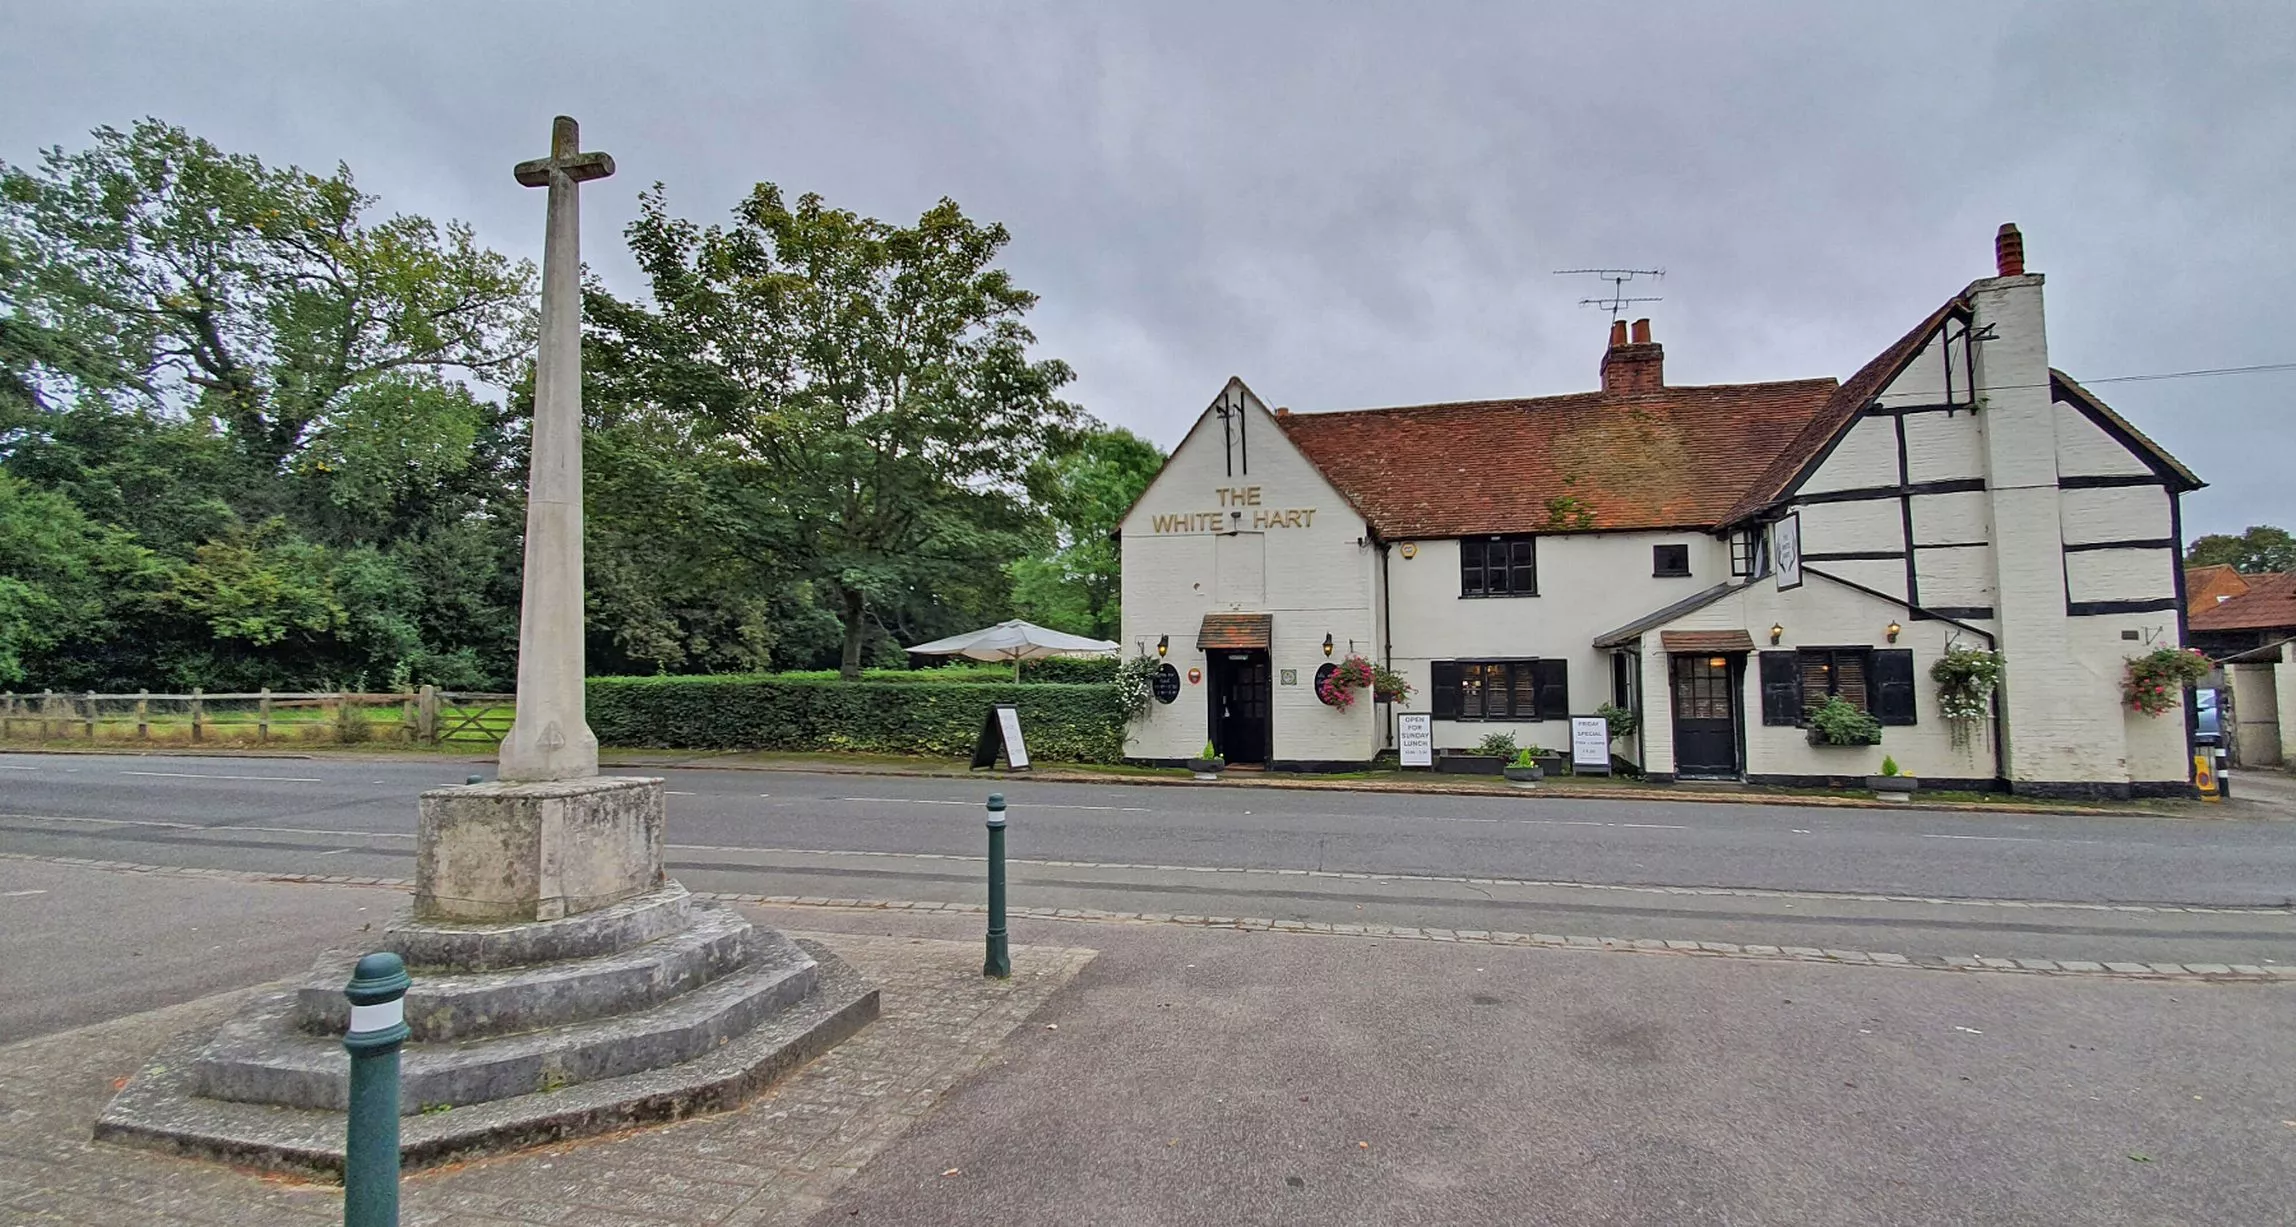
[1867,774,1917,803]
[1531,753,1568,777]
[1188,757,1226,782]
[1437,753,1505,776]
[1502,764,1544,788]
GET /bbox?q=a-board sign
[1398,712,1434,768]
[971,703,1030,771]
[1570,716,1612,775]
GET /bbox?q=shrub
[1022,656,1119,684]
[1472,731,1518,758]
[1113,655,1161,722]
[587,675,1125,762]
[1880,755,1901,777]
[1595,702,1639,741]
[1807,696,1883,746]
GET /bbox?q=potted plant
[1187,739,1226,781]
[1439,731,1515,775]
[1371,662,1415,704]
[1806,696,1884,747]
[1930,644,2002,749]
[1502,748,1544,787]
[1866,755,1917,803]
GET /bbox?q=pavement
[1,861,2291,1226]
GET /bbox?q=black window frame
[1652,543,1692,578]
[1730,528,1771,579]
[1460,534,1538,598]
[1797,647,1873,714]
[1429,658,1568,721]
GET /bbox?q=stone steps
[191,913,820,1112]
[385,881,696,972]
[295,903,755,1042]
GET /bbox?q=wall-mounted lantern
[1156,634,1169,658]
[1886,621,1902,644]
[1322,633,1335,657]
[1769,623,1785,646]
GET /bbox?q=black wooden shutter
[1758,651,1803,726]
[1872,649,1917,726]
[1532,659,1569,720]
[1431,661,1461,719]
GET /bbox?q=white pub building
[1119,226,2204,799]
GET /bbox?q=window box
[1436,752,1506,775]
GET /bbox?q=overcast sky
[4,1,2289,535]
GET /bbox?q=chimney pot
[1995,222,2024,277]
[1274,406,1291,417]
[1608,319,1628,348]
[1630,318,1652,344]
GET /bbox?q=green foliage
[1510,748,1536,768]
[1595,702,1639,741]
[1370,662,1413,703]
[587,676,1124,761]
[1472,731,1518,758]
[2185,524,2295,574]
[1198,740,1219,763]
[1880,755,1901,777]
[1011,426,1164,638]
[1112,654,1160,722]
[591,182,1081,678]
[1807,696,1884,746]
[2123,646,2210,717]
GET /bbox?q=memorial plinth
[416,776,665,922]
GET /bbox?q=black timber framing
[2067,597,2179,617]
[1787,477,1986,506]
[2063,537,2177,553]
[2059,473,2164,490]
[1894,411,1919,609]
[1802,549,1906,562]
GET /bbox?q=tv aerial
[1554,267,1665,320]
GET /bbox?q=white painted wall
[1119,383,1378,765]
[1384,531,1728,752]
[2054,402,2154,477]
[1800,417,1899,493]
[2059,486,2172,545]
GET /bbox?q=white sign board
[996,706,1030,769]
[1397,713,1434,768]
[1571,716,1612,775]
[1774,512,1802,591]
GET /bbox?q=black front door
[1670,654,1742,778]
[1211,651,1271,764]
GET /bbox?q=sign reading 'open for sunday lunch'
[1149,487,1318,533]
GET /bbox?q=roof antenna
[1554,267,1665,321]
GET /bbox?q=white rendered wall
[1119,384,1378,764]
[1385,531,1729,752]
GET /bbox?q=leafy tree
[0,472,159,684]
[1011,425,1164,638]
[0,119,532,475]
[591,183,1079,677]
[2186,524,2296,574]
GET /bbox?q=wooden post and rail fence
[0,687,517,747]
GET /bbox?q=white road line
[0,765,37,771]
[666,790,697,796]
[835,796,1152,812]
[1,889,47,897]
[120,771,324,783]
[1917,833,2093,845]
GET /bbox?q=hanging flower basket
[2123,647,2210,717]
[1929,644,2003,749]
[1316,655,1376,709]
[1371,662,1414,704]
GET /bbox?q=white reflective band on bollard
[349,999,405,1034]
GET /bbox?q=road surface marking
[1,889,46,897]
[1917,833,2094,845]
[666,790,697,796]
[316,848,349,856]
[838,796,1152,812]
[120,771,324,783]
[0,765,36,771]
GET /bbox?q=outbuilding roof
[2190,572,2296,633]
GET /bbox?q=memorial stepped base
[94,882,878,1177]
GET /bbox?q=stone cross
[501,117,614,782]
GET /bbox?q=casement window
[1653,543,1691,578]
[1758,648,1916,726]
[1729,529,1771,578]
[1460,535,1538,597]
[1429,659,1569,721]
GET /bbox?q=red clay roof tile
[2190,572,2296,632]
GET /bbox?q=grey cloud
[3,0,2287,532]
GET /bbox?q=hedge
[587,675,1125,762]
[765,657,1119,685]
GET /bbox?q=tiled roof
[1717,295,1969,527]
[1275,380,1839,539]
[1593,581,1746,648]
[1661,629,1757,653]
[2184,565,2250,616]
[2190,572,2296,632]
[1197,612,1272,649]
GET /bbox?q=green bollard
[343,951,410,1226]
[466,774,484,785]
[984,793,1010,978]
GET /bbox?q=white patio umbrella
[904,619,1120,680]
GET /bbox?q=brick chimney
[1601,317,1664,393]
[1995,222,2024,276]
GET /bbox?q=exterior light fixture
[1156,634,1169,658]
[1708,656,1728,669]
[1886,621,1902,643]
[1323,633,1335,656]
[1769,624,1784,645]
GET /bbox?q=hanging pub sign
[1570,716,1612,776]
[1151,663,1182,704]
[971,703,1031,771]
[1774,512,1803,591]
[1397,713,1434,768]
